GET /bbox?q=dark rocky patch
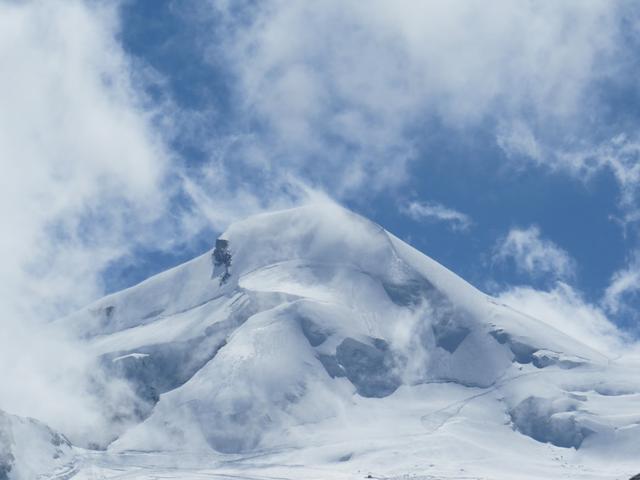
[0,414,14,480]
[338,452,353,462]
[298,316,329,347]
[103,334,228,407]
[489,329,538,364]
[532,352,585,370]
[100,299,256,422]
[510,396,594,449]
[432,320,470,353]
[212,238,232,284]
[382,277,437,307]
[333,337,400,398]
[318,354,346,378]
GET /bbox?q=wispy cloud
[494,226,575,280]
[497,283,630,358]
[603,253,640,323]
[401,201,472,231]
[496,120,545,165]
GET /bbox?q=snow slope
[0,410,74,480]
[56,203,640,479]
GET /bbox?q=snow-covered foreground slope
[56,204,640,479]
[0,409,74,480]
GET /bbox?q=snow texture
[26,204,640,479]
[0,409,72,480]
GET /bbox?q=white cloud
[494,226,575,280]
[401,200,472,231]
[497,282,629,359]
[564,135,640,224]
[208,0,622,199]
[496,120,545,165]
[603,253,640,320]
[0,0,171,312]
[0,0,182,444]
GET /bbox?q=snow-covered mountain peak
[46,204,640,479]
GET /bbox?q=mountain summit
[33,204,640,478]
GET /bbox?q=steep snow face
[61,203,640,477]
[0,410,73,480]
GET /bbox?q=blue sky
[2,1,639,338]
